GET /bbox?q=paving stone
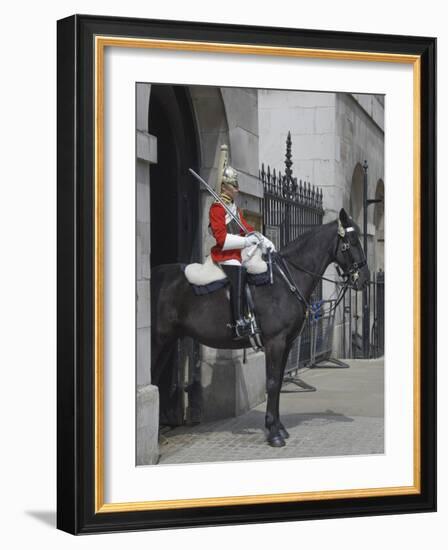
[158,360,384,465]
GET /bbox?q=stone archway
[147,85,201,430]
[374,179,384,271]
[188,87,266,423]
[189,86,230,263]
[189,87,229,191]
[347,162,366,354]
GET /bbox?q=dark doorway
[148,85,200,427]
[149,85,200,267]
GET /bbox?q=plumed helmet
[222,164,239,188]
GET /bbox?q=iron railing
[284,300,348,377]
[341,270,385,359]
[260,132,330,376]
[261,132,324,250]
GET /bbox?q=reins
[271,229,360,315]
[278,253,347,286]
[273,253,313,309]
[274,253,350,314]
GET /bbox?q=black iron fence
[261,132,324,250]
[260,133,326,375]
[260,134,386,372]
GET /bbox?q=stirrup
[227,318,252,340]
[247,315,263,351]
[236,319,253,339]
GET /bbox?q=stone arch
[148,85,200,267]
[189,86,229,191]
[374,179,385,271]
[348,163,366,348]
[188,86,230,262]
[147,84,201,431]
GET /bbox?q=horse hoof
[268,435,286,447]
[279,427,290,439]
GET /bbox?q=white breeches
[219,259,242,266]
[218,243,260,267]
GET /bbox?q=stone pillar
[203,88,266,421]
[136,83,159,465]
[200,347,266,422]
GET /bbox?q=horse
[150,208,370,447]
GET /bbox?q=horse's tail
[150,264,167,331]
[150,264,186,385]
[150,263,185,333]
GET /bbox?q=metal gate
[261,132,324,374]
[261,132,324,250]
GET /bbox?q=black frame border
[57,14,436,535]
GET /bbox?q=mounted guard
[190,145,275,341]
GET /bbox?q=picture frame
[57,14,436,534]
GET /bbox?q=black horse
[151,208,369,447]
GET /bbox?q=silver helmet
[222,164,239,188]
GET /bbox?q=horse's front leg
[277,340,294,440]
[264,337,289,447]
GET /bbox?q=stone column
[201,88,266,421]
[136,83,159,465]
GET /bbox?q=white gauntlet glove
[222,234,260,250]
[244,234,261,247]
[261,236,276,253]
[247,232,276,252]
[221,232,275,252]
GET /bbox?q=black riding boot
[221,264,251,340]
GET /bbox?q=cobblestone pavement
[157,359,384,465]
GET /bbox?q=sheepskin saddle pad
[183,248,269,296]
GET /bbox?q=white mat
[184,247,267,286]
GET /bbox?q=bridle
[334,220,368,286]
[272,220,367,313]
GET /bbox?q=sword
[188,168,248,234]
[267,249,274,284]
[189,168,263,259]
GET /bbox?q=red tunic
[209,202,254,263]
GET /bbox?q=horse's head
[334,208,370,291]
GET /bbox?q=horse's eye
[348,233,358,245]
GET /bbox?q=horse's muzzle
[351,267,370,291]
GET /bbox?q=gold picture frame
[57,15,436,534]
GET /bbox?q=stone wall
[258,89,384,358]
[135,83,159,465]
[335,93,385,272]
[333,93,384,356]
[259,89,337,209]
[190,86,266,421]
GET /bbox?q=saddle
[183,247,269,295]
[182,249,269,351]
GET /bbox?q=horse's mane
[280,219,338,258]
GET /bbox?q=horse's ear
[339,208,350,227]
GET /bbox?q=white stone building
[258,90,385,353]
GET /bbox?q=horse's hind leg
[264,337,289,447]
